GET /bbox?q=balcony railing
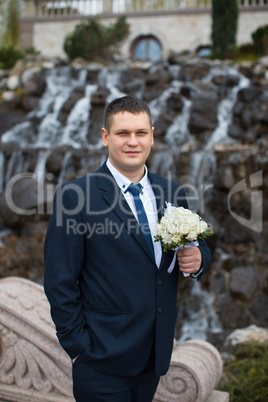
[21,0,268,18]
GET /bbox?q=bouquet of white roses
[154,202,213,253]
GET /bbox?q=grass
[218,342,268,402]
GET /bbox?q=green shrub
[252,25,268,55]
[63,16,130,63]
[211,0,238,58]
[0,46,23,69]
[24,46,41,55]
[218,342,268,401]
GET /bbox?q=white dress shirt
[106,159,162,268]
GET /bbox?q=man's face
[101,111,154,178]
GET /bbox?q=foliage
[2,0,20,48]
[211,0,238,58]
[24,46,41,55]
[0,46,23,69]
[218,342,268,401]
[63,16,130,63]
[252,25,268,56]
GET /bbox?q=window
[132,35,162,62]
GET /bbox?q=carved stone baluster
[0,277,229,401]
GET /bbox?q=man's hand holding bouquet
[154,202,213,276]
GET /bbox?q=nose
[127,133,138,146]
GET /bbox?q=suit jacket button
[157,307,162,313]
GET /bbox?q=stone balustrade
[0,277,229,401]
[21,0,267,18]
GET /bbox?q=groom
[44,95,211,401]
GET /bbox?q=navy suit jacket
[44,162,210,377]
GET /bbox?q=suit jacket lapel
[97,163,156,264]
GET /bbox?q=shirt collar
[106,158,149,193]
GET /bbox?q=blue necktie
[127,183,155,260]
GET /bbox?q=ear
[101,128,109,147]
[151,127,155,145]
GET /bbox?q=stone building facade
[20,1,268,60]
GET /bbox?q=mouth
[124,151,141,156]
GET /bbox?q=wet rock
[91,86,110,105]
[118,68,147,95]
[21,68,47,96]
[21,96,41,112]
[143,65,173,102]
[249,292,268,326]
[238,86,262,103]
[178,62,210,81]
[0,105,26,136]
[1,91,20,103]
[212,74,240,88]
[7,75,20,91]
[215,293,252,329]
[230,266,259,301]
[188,96,218,133]
[167,92,184,113]
[46,152,63,176]
[58,86,85,125]
[0,176,47,229]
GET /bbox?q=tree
[211,0,238,57]
[2,0,20,48]
[63,16,130,63]
[252,25,268,55]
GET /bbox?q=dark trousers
[72,348,159,402]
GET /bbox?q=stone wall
[20,9,268,59]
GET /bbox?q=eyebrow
[114,127,150,132]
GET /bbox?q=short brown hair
[104,95,152,132]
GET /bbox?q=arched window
[131,35,162,62]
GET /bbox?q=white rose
[187,230,198,241]
[198,220,208,233]
[172,235,181,243]
[179,223,190,235]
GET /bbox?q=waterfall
[98,67,126,102]
[34,150,52,183]
[205,69,250,149]
[165,97,192,147]
[0,61,254,344]
[61,84,97,148]
[0,152,5,193]
[188,67,250,191]
[58,151,73,184]
[4,151,24,187]
[177,281,222,344]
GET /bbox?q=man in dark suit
[44,95,210,401]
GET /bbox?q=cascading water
[0,60,251,342]
[177,280,222,343]
[187,67,251,191]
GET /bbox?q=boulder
[21,68,47,96]
[224,324,268,349]
[230,266,259,301]
[58,86,85,125]
[7,75,20,91]
[189,96,218,133]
